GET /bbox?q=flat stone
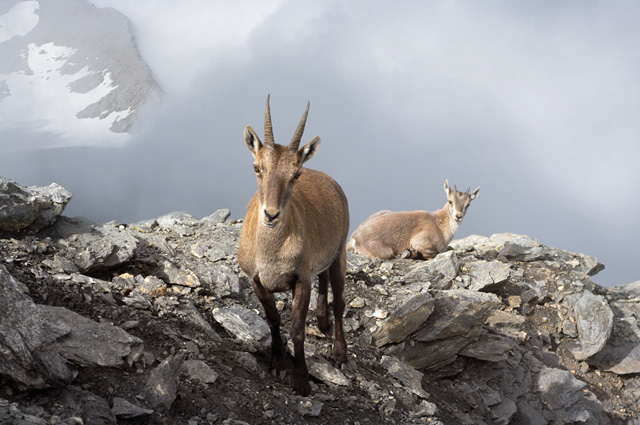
[414,290,502,342]
[182,360,218,384]
[371,292,435,347]
[111,397,153,418]
[466,260,511,292]
[212,306,270,346]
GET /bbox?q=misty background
[1,1,639,287]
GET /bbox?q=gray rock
[140,353,185,411]
[537,367,610,424]
[111,397,153,418]
[403,251,459,289]
[297,399,323,417]
[201,208,231,225]
[401,325,483,370]
[459,331,518,362]
[571,290,614,360]
[158,260,201,288]
[465,260,511,291]
[212,306,270,346]
[0,265,74,390]
[0,178,72,232]
[381,355,429,399]
[497,236,545,262]
[414,290,502,342]
[198,264,243,298]
[63,222,139,273]
[182,360,219,384]
[371,292,435,347]
[59,386,117,425]
[40,305,144,367]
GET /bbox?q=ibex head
[244,95,321,228]
[444,179,480,223]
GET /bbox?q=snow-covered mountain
[0,0,161,150]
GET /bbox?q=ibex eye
[253,166,261,174]
[293,172,302,180]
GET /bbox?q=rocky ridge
[1,177,639,425]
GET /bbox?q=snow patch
[0,1,40,43]
[0,42,128,147]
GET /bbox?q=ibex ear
[298,136,321,165]
[244,125,263,158]
[470,187,480,200]
[444,179,451,195]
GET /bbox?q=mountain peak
[0,0,161,148]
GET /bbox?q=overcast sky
[2,0,639,286]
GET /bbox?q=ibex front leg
[291,279,312,396]
[251,280,286,374]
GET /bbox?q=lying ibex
[348,180,479,260]
[238,96,350,396]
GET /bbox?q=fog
[2,0,639,286]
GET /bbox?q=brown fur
[349,180,478,260]
[238,96,349,396]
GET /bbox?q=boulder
[0,177,72,232]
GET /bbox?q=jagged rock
[537,367,610,424]
[182,360,218,384]
[211,306,270,347]
[401,325,483,370]
[156,212,199,236]
[157,260,200,288]
[59,386,117,425]
[571,290,614,360]
[465,260,511,291]
[140,354,185,411]
[55,220,139,273]
[201,208,231,225]
[414,290,502,342]
[402,251,459,289]
[0,265,75,390]
[197,264,244,298]
[111,397,153,419]
[459,330,518,362]
[371,292,435,347]
[2,190,639,424]
[0,177,72,233]
[381,355,429,399]
[39,305,144,367]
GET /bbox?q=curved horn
[264,94,274,147]
[289,101,310,151]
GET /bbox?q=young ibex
[348,180,479,260]
[237,96,350,396]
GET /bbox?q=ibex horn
[289,101,310,151]
[264,94,274,147]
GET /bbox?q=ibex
[237,96,350,396]
[348,180,479,260]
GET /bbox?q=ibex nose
[264,209,280,223]
[455,214,463,222]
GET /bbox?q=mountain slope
[0,0,161,149]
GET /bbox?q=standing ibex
[348,180,479,260]
[238,96,350,396]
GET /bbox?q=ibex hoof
[401,249,412,259]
